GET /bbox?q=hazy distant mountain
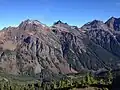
[0,17,120,76]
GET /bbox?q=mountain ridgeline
[0,17,120,76]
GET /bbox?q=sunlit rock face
[0,17,120,76]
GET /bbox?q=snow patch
[24,19,41,25]
[41,24,46,28]
[33,20,41,25]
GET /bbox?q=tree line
[0,71,113,90]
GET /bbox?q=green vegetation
[0,72,113,90]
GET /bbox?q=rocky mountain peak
[90,20,104,24]
[105,17,120,31]
[83,20,104,27]
[53,20,68,25]
[108,16,120,21]
[109,16,117,20]
[19,19,41,28]
[81,20,109,31]
[18,19,47,31]
[51,20,71,33]
[21,19,41,25]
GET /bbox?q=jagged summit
[109,16,117,20]
[81,19,109,31]
[105,17,120,31]
[105,17,120,24]
[54,20,62,25]
[83,20,104,26]
[18,19,47,31]
[108,16,120,20]
[23,19,40,24]
[53,20,68,25]
[21,19,41,25]
[91,20,104,24]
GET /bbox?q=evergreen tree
[1,83,4,90]
[53,81,57,89]
[108,70,113,84]
[81,77,86,86]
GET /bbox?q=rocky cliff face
[81,18,120,70]
[0,17,120,76]
[0,19,75,75]
[105,17,120,31]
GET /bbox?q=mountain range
[0,17,120,76]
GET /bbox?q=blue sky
[0,0,120,29]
